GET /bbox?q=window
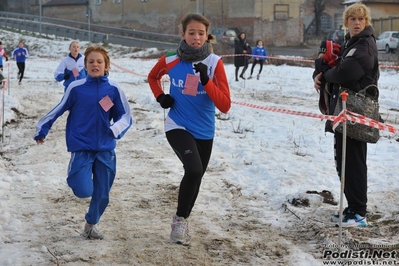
[320,13,332,32]
[113,0,121,3]
[274,4,289,20]
[94,0,101,5]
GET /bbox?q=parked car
[376,31,399,54]
[210,27,240,47]
[324,29,345,46]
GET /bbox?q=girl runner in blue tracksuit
[34,45,132,240]
[12,40,29,85]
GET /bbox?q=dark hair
[180,13,210,33]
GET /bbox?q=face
[257,41,263,46]
[69,42,81,58]
[85,51,107,78]
[181,20,207,49]
[240,33,246,39]
[19,42,24,47]
[347,15,366,37]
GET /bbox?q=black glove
[156,93,174,109]
[193,62,209,86]
[318,40,327,57]
[64,73,70,80]
[315,58,330,74]
[5,57,8,62]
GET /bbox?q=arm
[147,54,169,99]
[54,58,69,81]
[203,59,231,113]
[109,84,133,139]
[323,53,365,86]
[34,93,71,143]
[234,40,245,54]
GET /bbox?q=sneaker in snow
[257,74,260,80]
[331,207,350,223]
[170,215,191,245]
[247,75,252,80]
[82,224,104,240]
[337,213,367,228]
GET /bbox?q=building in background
[2,0,399,47]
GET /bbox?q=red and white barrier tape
[221,54,399,69]
[232,100,399,134]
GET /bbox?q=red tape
[232,100,399,134]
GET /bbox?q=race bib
[99,95,114,112]
[183,74,199,96]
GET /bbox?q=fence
[0,11,180,49]
[372,16,399,36]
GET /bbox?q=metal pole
[338,91,348,250]
[1,81,5,143]
[87,9,91,42]
[39,0,42,35]
[221,0,223,27]
[121,0,124,27]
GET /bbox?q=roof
[43,0,88,7]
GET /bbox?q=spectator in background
[12,40,29,85]
[234,32,251,81]
[54,40,86,92]
[0,41,9,71]
[248,40,268,80]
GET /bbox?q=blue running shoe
[331,207,350,223]
[338,212,367,227]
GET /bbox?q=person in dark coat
[234,32,251,81]
[313,3,379,228]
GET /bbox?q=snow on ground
[0,30,399,266]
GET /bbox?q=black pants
[250,60,264,75]
[334,132,367,216]
[16,62,25,82]
[166,129,213,219]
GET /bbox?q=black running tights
[166,129,213,219]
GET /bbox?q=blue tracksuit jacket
[34,75,132,152]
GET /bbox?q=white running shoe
[170,215,191,245]
[82,224,104,240]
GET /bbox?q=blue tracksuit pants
[66,150,116,225]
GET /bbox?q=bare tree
[314,0,328,36]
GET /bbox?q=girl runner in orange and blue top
[148,13,231,245]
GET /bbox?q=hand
[321,41,341,67]
[315,58,330,74]
[64,73,70,80]
[34,134,45,144]
[314,72,323,92]
[5,57,8,62]
[193,62,209,85]
[156,93,174,109]
[318,40,327,57]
